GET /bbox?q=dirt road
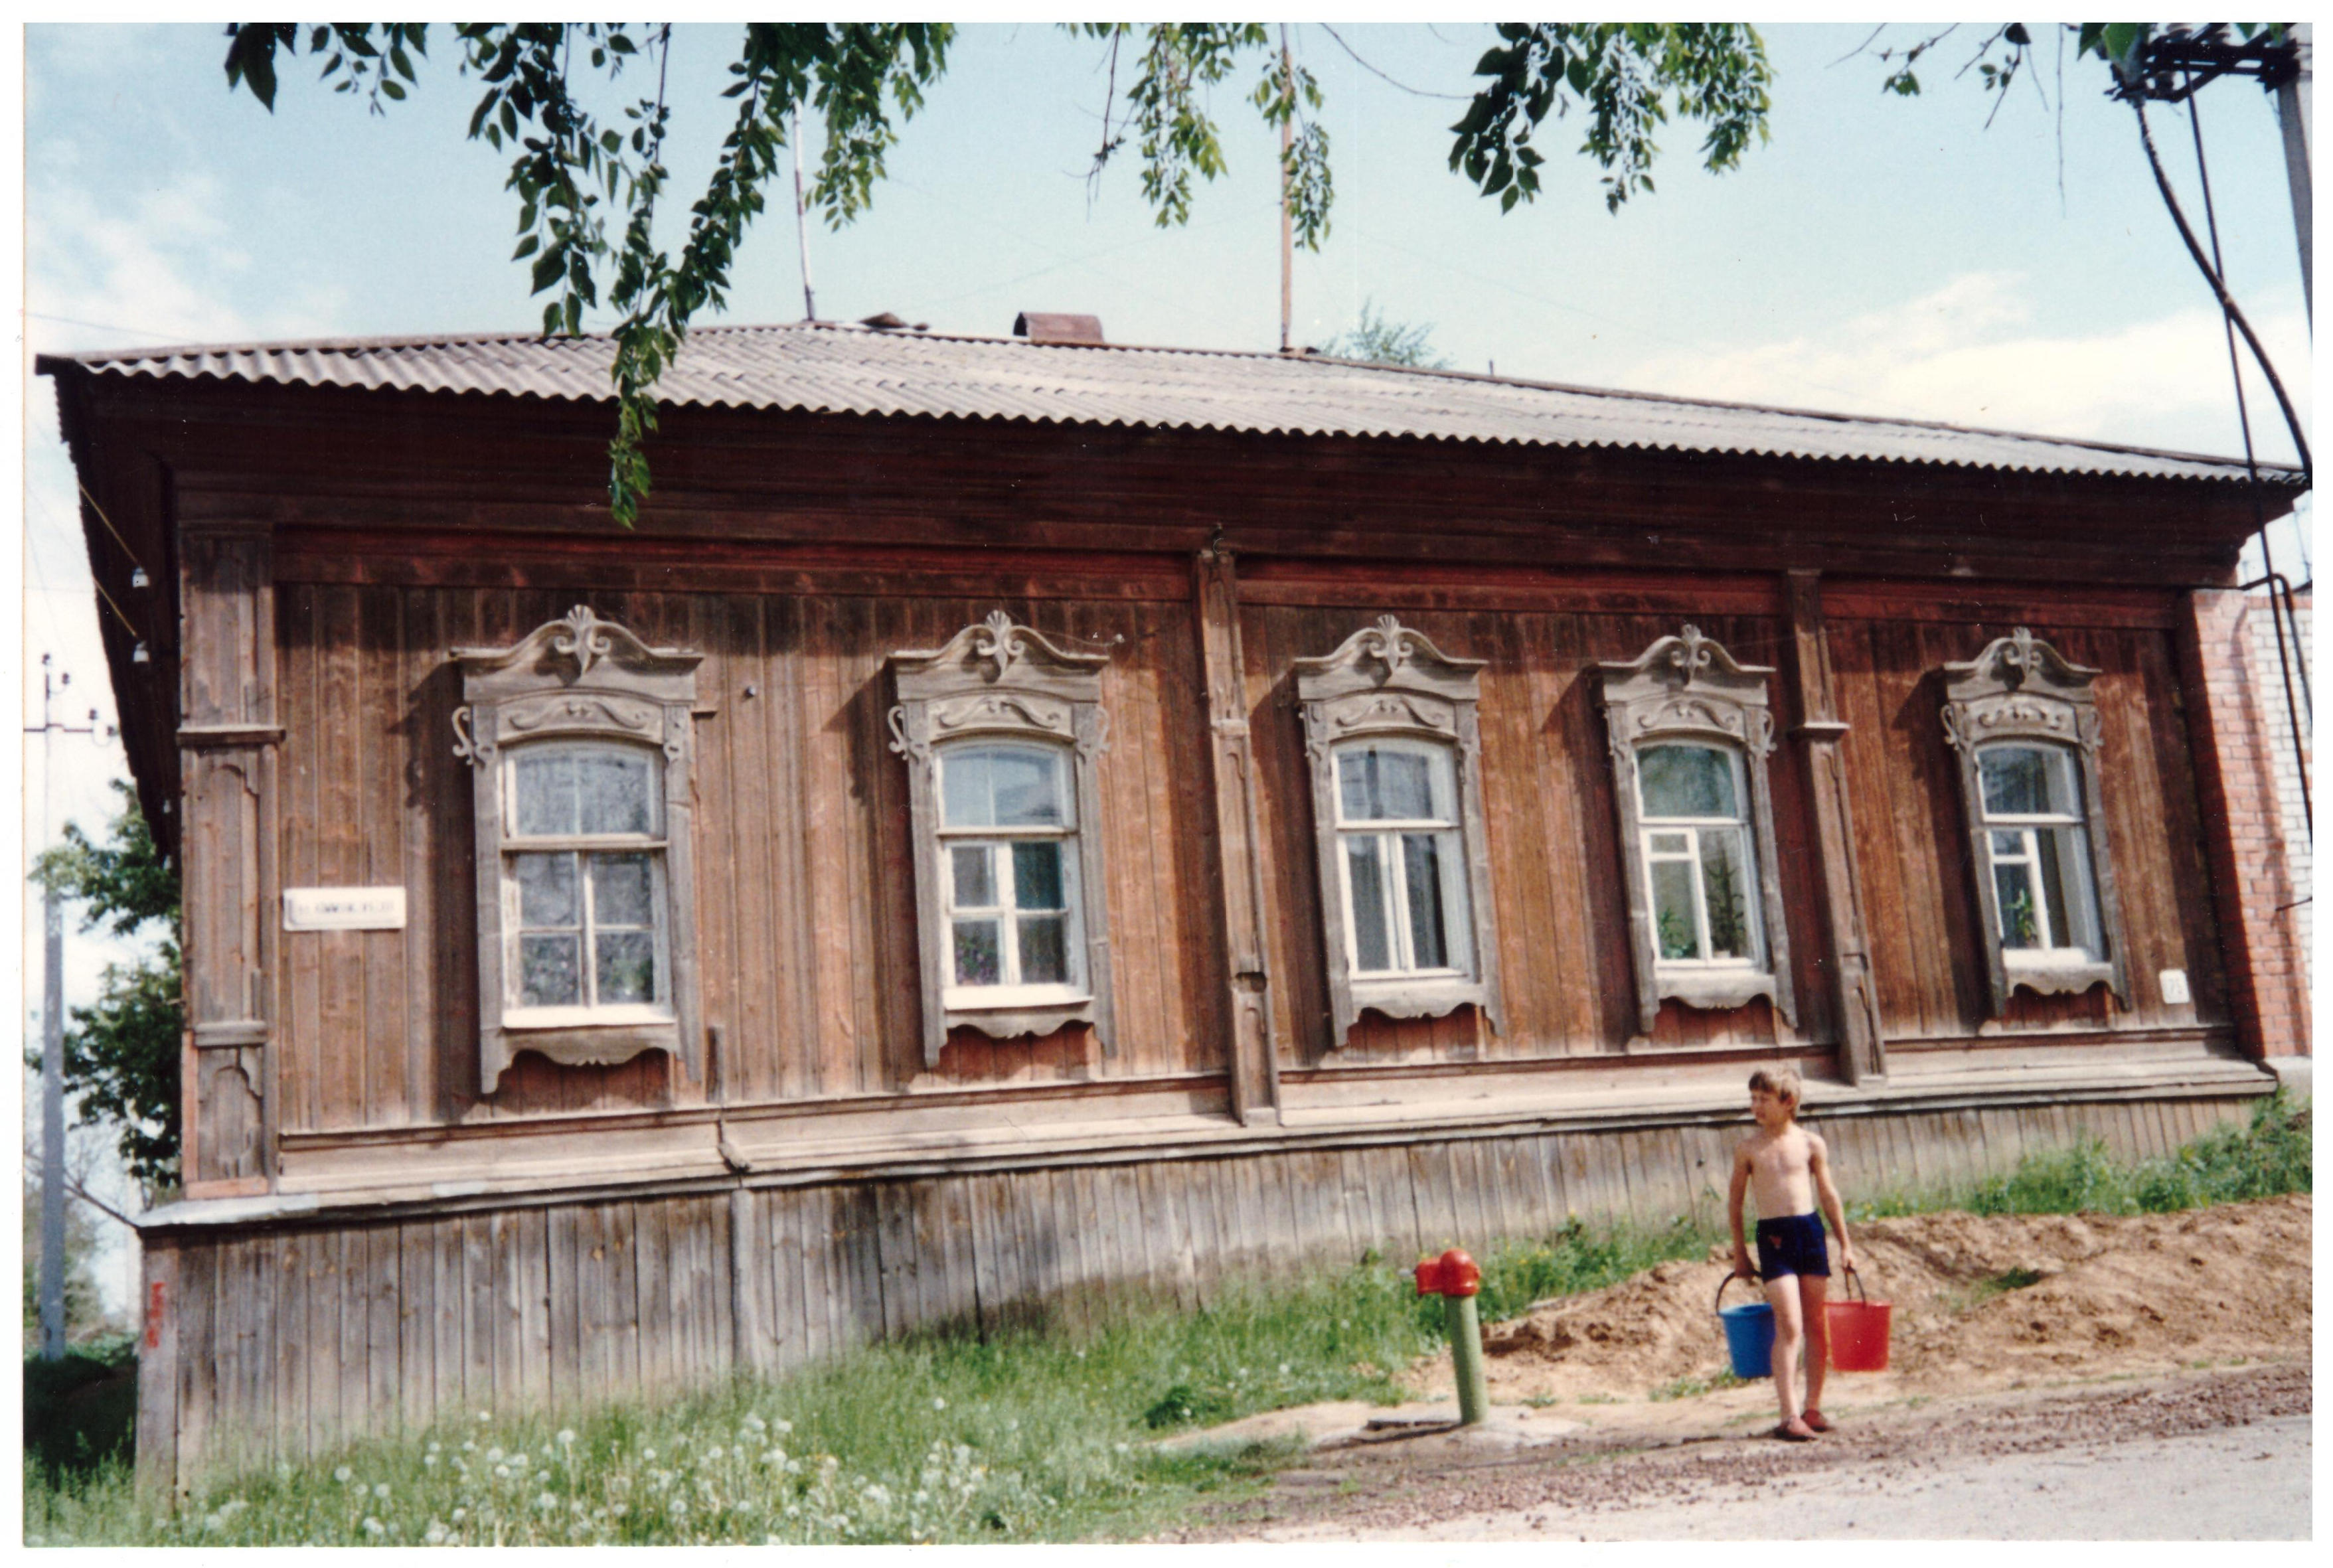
[1172,1365,2308,1541]
[1159,1197,2312,1541]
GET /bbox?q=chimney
[1013,311,1105,346]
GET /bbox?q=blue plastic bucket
[1715,1275,1775,1379]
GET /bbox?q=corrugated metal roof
[41,321,2303,487]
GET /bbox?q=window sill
[1652,968,1781,1015]
[2001,957,2116,998]
[1345,975,1490,1029]
[488,1018,679,1077]
[943,994,1099,1044]
[943,986,1092,1012]
[505,1006,675,1032]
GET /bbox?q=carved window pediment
[1941,628,2129,1012]
[1294,617,1504,1047]
[1598,626,1796,1038]
[453,607,704,1093]
[889,613,1117,1067]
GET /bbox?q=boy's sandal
[1769,1420,1818,1443]
[1801,1409,1834,1433]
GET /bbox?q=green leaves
[1449,23,1768,215]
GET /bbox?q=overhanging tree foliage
[31,782,181,1194]
[220,22,1775,525]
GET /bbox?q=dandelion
[451,1508,468,1524]
[706,1445,724,1461]
[475,1410,492,1423]
[461,1439,477,1453]
[374,1482,392,1500]
[486,1446,505,1463]
[362,1518,385,1538]
[333,1466,354,1484]
[774,1419,793,1435]
[1277,1362,1291,1376]
[424,1454,438,1469]
[536,1492,558,1513]
[202,1514,224,1533]
[643,1449,657,1462]
[745,1413,767,1432]
[557,1428,576,1446]
[425,1523,447,1545]
[495,1464,512,1480]
[1113,1441,1131,1454]
[427,1439,442,1453]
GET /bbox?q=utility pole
[1278,25,1294,354]
[27,656,105,1360]
[792,105,818,323]
[2275,23,2311,322]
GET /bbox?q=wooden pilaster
[178,522,280,1194]
[1194,545,1281,1125]
[1784,571,1886,1082]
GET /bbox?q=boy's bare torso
[1740,1124,1818,1219]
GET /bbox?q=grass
[25,1091,2308,1545]
[1650,1370,1749,1402]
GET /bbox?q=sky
[7,20,2317,1314]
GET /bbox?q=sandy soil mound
[1443,1194,2310,1403]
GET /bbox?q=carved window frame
[453,606,703,1094]
[1941,627,2130,1013]
[888,612,1116,1067]
[1295,616,1504,1047]
[1598,626,1797,1036]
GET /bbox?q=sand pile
[1451,1195,2310,1403]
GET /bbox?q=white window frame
[1598,626,1797,1040]
[1633,742,1766,975]
[889,612,1117,1066]
[1942,627,2129,1012]
[933,740,1090,1012]
[1294,616,1504,1048]
[497,739,677,1031]
[455,605,703,1093]
[1330,738,1473,982]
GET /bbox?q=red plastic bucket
[1826,1267,1891,1372]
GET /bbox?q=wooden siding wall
[273,583,1224,1137]
[1242,599,1826,1067]
[143,1093,2254,1487]
[1825,611,2227,1044]
[269,572,2234,1137]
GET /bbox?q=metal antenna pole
[2275,23,2312,323]
[28,656,104,1360]
[793,105,818,323]
[1278,25,1294,354]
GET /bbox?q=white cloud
[1617,271,2312,465]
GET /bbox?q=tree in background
[217,23,1773,524]
[1323,300,1451,370]
[19,1174,112,1342]
[31,781,183,1198]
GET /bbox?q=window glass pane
[1994,862,2042,948]
[953,920,1001,986]
[1980,745,2081,819]
[1649,831,1690,856]
[591,852,656,928]
[1990,830,2026,858]
[941,750,994,828]
[1345,838,1392,972]
[1637,745,1738,819]
[991,748,1065,827]
[596,931,657,1004]
[513,751,578,836]
[1338,747,1438,822]
[1652,860,1700,960]
[1018,915,1069,985]
[2037,826,2101,953]
[514,852,578,929]
[1698,828,1755,961]
[1012,841,1064,911]
[1401,833,1449,970]
[951,845,995,908]
[519,933,582,1007]
[575,749,653,835]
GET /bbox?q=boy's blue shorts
[1755,1212,1830,1281]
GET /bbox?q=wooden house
[39,317,2310,1489]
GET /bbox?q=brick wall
[2245,589,2312,996]
[2178,589,2312,1058]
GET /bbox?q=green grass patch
[1649,1369,1747,1402]
[21,1335,138,1484]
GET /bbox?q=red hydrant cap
[1414,1248,1482,1298]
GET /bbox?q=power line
[1315,23,1470,100]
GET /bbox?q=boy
[1726,1066,1855,1442]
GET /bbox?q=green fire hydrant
[1415,1248,1488,1426]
